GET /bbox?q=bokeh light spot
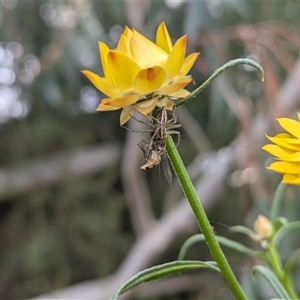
[0,68,16,85]
[80,86,99,113]
[7,42,23,59]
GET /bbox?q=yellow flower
[262,113,300,185]
[81,22,199,125]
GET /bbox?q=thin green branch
[166,136,247,300]
[176,58,264,107]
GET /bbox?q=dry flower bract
[262,113,300,185]
[82,22,199,125]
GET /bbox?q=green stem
[166,136,247,300]
[267,242,284,279]
[267,241,299,299]
[176,58,264,107]
[283,275,299,300]
[269,183,286,223]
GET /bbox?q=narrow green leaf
[178,234,205,260]
[274,221,300,248]
[273,217,289,233]
[252,266,291,300]
[111,260,220,300]
[270,183,287,222]
[284,248,300,276]
[178,234,264,260]
[230,225,255,237]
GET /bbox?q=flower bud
[253,215,273,240]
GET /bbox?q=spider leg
[130,114,154,128]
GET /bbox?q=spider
[137,107,181,185]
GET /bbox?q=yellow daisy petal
[164,35,187,81]
[134,97,158,115]
[281,138,300,144]
[156,22,172,54]
[120,105,135,125]
[157,77,192,95]
[282,174,300,185]
[130,29,168,69]
[104,94,140,107]
[266,135,300,151]
[108,50,140,92]
[267,161,300,174]
[272,133,294,139]
[280,152,300,162]
[277,117,300,139]
[262,144,294,158]
[81,70,122,98]
[133,66,166,95]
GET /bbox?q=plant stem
[267,241,299,299]
[166,136,247,300]
[176,58,264,107]
[267,242,284,279]
[283,275,299,300]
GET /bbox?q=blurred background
[1,0,300,299]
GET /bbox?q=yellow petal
[267,161,300,174]
[266,135,300,151]
[130,29,168,69]
[165,35,187,80]
[108,50,140,92]
[156,96,174,110]
[157,77,192,95]
[280,152,300,162]
[104,94,140,107]
[123,26,133,39]
[277,117,300,139]
[272,133,294,139]
[81,70,122,98]
[120,105,135,125]
[169,89,190,98]
[298,112,300,122]
[96,101,121,111]
[282,174,300,185]
[117,34,131,57]
[175,52,200,80]
[133,66,166,95]
[135,97,158,115]
[156,22,172,54]
[262,144,294,158]
[280,137,300,144]
[98,42,112,84]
